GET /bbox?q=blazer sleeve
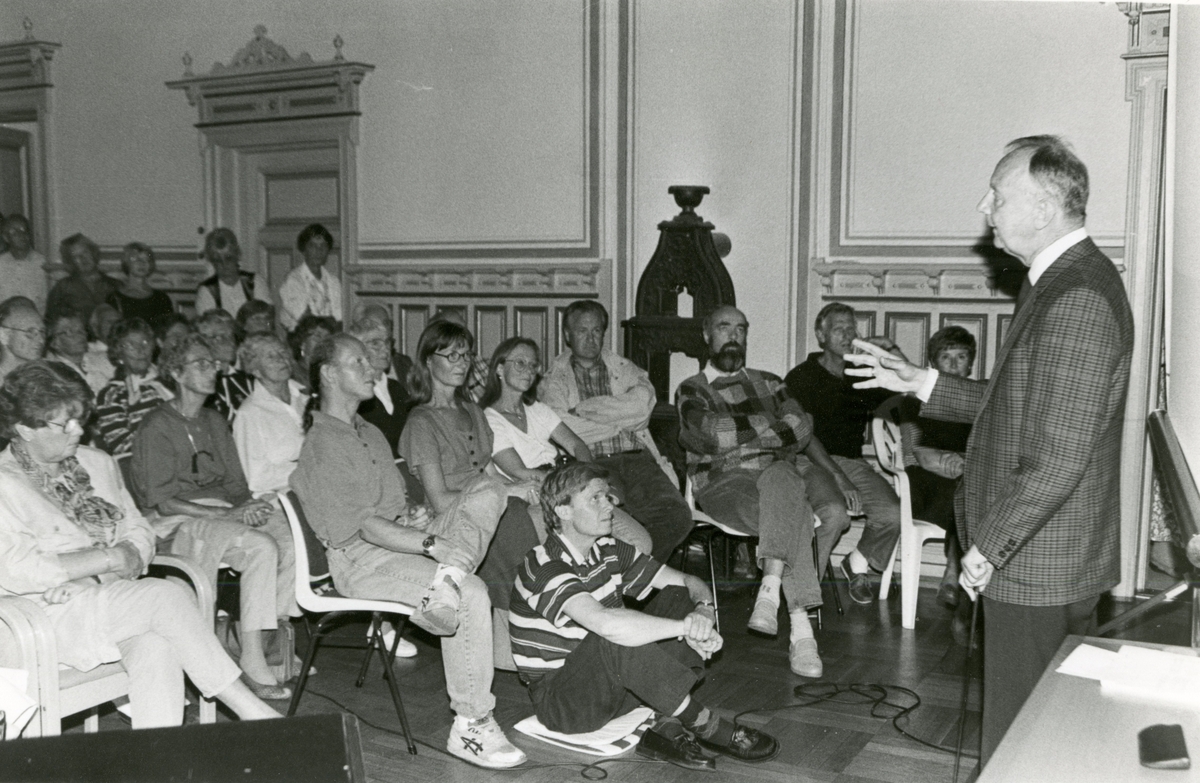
[973,287,1127,567]
[921,373,986,425]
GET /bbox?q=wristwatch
[421,534,437,556]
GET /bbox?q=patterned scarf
[11,440,122,547]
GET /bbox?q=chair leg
[287,616,329,717]
[825,562,845,616]
[356,613,382,688]
[810,535,822,631]
[374,628,418,755]
[83,708,99,733]
[705,534,721,633]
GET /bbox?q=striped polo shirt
[510,531,662,683]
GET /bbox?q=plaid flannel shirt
[675,366,813,493]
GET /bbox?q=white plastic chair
[872,415,946,630]
[278,491,418,755]
[0,553,218,737]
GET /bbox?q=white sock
[757,575,782,607]
[789,609,814,641]
[433,563,465,586]
[848,549,869,574]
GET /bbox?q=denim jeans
[528,586,703,734]
[790,456,853,575]
[329,539,496,720]
[695,461,823,610]
[794,455,900,572]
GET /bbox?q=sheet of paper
[1056,643,1119,680]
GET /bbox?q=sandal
[241,674,292,701]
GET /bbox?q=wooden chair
[872,415,946,630]
[0,553,218,737]
[277,491,418,755]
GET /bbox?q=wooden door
[233,145,342,321]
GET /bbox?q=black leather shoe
[840,558,874,605]
[635,726,717,771]
[697,724,780,763]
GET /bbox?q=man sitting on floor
[676,305,830,677]
[510,462,780,770]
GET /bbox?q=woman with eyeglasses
[480,337,652,553]
[400,321,541,612]
[45,311,115,394]
[0,360,281,727]
[129,332,297,701]
[0,297,46,385]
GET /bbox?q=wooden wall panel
[939,312,988,378]
[884,312,930,368]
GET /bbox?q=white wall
[0,0,590,254]
[1168,4,1200,471]
[0,0,1134,381]
[630,0,802,375]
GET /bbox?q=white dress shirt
[278,263,344,331]
[232,379,308,496]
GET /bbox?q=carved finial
[254,24,268,39]
[182,52,193,77]
[333,34,344,62]
[22,16,33,40]
[1117,3,1142,25]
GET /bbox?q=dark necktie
[1015,277,1032,313]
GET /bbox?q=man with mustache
[675,306,839,678]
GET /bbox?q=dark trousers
[597,451,694,563]
[476,497,540,611]
[905,466,958,532]
[980,594,1099,766]
[528,586,703,734]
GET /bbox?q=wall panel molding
[357,0,601,260]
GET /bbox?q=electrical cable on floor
[734,681,980,759]
[302,675,980,779]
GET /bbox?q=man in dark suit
[846,136,1134,765]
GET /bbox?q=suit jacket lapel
[979,238,1094,412]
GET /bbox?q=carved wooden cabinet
[622,185,734,475]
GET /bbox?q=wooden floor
[78,567,1193,783]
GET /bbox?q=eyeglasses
[504,358,540,373]
[184,358,220,371]
[362,338,391,351]
[44,417,83,434]
[1,325,46,339]
[434,349,475,364]
[52,327,87,339]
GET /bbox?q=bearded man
[675,306,831,678]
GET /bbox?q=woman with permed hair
[0,360,281,726]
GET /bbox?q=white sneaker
[447,713,527,769]
[366,626,418,659]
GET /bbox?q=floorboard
[68,564,1193,783]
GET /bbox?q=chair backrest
[872,416,905,477]
[279,491,333,606]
